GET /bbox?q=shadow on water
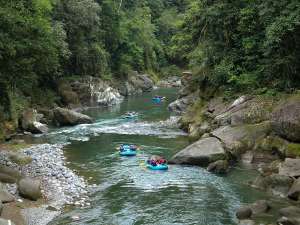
[46,88,287,225]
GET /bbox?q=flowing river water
[43,88,283,225]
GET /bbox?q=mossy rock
[286,143,300,158]
[8,153,32,166]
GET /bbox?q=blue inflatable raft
[147,163,168,170]
[119,144,137,156]
[120,149,137,156]
[152,97,165,104]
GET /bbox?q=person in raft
[147,155,167,166]
[118,144,139,151]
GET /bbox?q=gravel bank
[1,143,90,225]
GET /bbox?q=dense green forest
[0,0,300,137]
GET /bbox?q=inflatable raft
[147,163,168,170]
[120,149,137,156]
[119,144,137,156]
[152,96,165,104]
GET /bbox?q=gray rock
[53,107,93,126]
[279,158,300,178]
[0,201,2,215]
[18,178,42,201]
[288,178,300,201]
[0,219,16,225]
[207,160,229,174]
[21,109,48,134]
[212,122,271,156]
[277,216,300,225]
[278,206,300,225]
[250,200,270,215]
[271,97,300,142]
[168,93,198,115]
[0,166,22,183]
[252,174,293,197]
[0,183,15,203]
[238,220,255,225]
[236,206,252,220]
[169,137,226,166]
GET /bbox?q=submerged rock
[249,200,270,215]
[169,137,226,166]
[207,160,229,174]
[251,174,293,197]
[53,107,93,126]
[236,206,252,220]
[18,178,42,201]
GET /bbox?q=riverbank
[0,143,91,225]
[168,72,300,224]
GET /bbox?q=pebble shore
[1,143,91,225]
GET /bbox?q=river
[45,88,280,225]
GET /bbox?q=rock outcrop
[118,72,154,96]
[169,137,226,166]
[271,96,300,142]
[53,107,93,126]
[58,76,123,107]
[211,122,271,157]
[168,93,198,115]
[157,76,181,88]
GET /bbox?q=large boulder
[169,137,226,166]
[53,107,93,126]
[213,96,274,126]
[288,178,300,201]
[207,160,229,174]
[279,158,300,178]
[21,109,48,134]
[271,96,300,142]
[0,183,15,203]
[18,178,42,201]
[211,122,271,157]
